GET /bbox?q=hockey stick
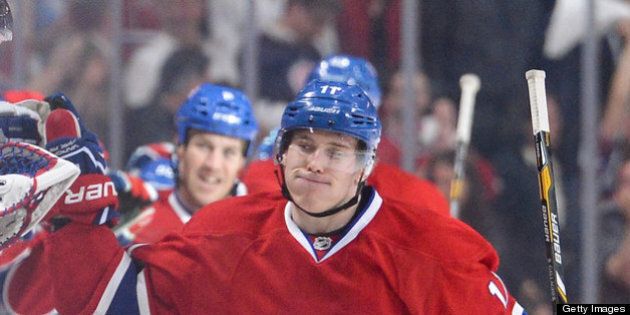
[0,0,12,43]
[525,70,568,309]
[449,74,480,217]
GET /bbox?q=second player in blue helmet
[306,54,382,108]
[275,79,381,218]
[117,83,259,244]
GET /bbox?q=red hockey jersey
[117,182,248,245]
[242,160,450,216]
[116,192,192,244]
[46,188,523,314]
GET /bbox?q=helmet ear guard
[357,141,377,178]
[272,128,291,166]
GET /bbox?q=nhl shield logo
[313,236,332,250]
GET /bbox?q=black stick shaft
[534,130,568,308]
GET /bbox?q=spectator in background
[123,0,209,110]
[600,156,630,303]
[379,69,458,166]
[251,0,340,134]
[600,16,630,196]
[125,47,209,159]
[419,150,498,246]
[421,0,552,159]
[546,4,630,297]
[378,70,430,165]
[337,0,400,76]
[601,18,630,145]
[208,0,282,85]
[28,0,112,143]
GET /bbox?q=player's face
[177,130,246,211]
[282,129,365,213]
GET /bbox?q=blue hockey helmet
[139,158,176,190]
[275,80,381,168]
[176,83,258,155]
[306,54,381,108]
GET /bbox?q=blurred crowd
[1,0,630,312]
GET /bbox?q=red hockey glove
[44,95,119,228]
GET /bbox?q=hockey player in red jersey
[28,80,525,314]
[116,83,258,244]
[242,54,450,216]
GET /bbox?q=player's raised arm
[38,90,255,314]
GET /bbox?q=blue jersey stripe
[106,260,141,314]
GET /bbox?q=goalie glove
[44,96,119,228]
[0,142,79,248]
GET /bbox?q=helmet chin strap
[274,164,365,218]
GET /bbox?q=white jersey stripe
[137,270,151,315]
[322,192,382,261]
[491,271,509,306]
[512,301,525,315]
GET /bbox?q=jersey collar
[284,187,383,263]
[170,192,192,223]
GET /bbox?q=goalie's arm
[0,237,56,314]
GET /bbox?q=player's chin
[297,201,329,214]
[292,194,336,213]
